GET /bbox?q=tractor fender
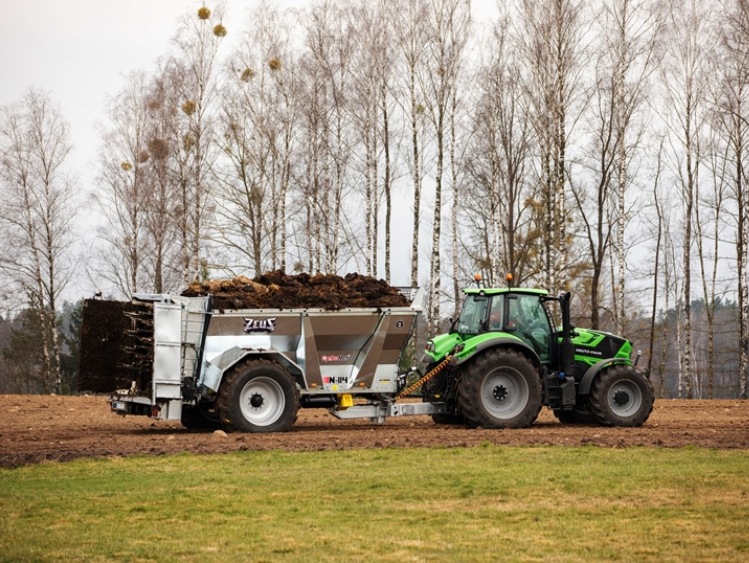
[578,359,630,395]
[201,347,305,393]
[451,336,541,369]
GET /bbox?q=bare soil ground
[1,395,747,468]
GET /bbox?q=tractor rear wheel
[589,365,653,427]
[458,348,542,429]
[218,359,300,433]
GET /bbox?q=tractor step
[543,369,577,409]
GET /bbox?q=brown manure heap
[181,270,410,310]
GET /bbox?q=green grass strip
[1,445,748,562]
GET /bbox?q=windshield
[456,295,489,334]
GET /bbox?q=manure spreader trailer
[80,281,652,432]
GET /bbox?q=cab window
[506,294,553,362]
[456,295,489,335]
[488,296,504,331]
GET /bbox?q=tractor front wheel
[589,365,654,427]
[218,359,300,433]
[458,348,542,429]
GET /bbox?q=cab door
[505,294,553,363]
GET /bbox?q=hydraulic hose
[395,355,452,401]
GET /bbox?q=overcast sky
[0,0,314,302]
[1,1,193,171]
[0,0,313,182]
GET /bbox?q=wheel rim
[480,368,530,420]
[606,378,643,418]
[238,376,286,427]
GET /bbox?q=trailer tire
[589,364,653,427]
[458,348,542,429]
[218,359,300,433]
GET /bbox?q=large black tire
[589,364,654,427]
[458,348,542,429]
[217,359,300,433]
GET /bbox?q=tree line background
[0,0,747,399]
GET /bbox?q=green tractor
[421,282,654,428]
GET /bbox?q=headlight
[425,340,435,353]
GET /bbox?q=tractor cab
[454,288,556,364]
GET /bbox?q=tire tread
[458,348,541,429]
[589,364,654,427]
[217,358,300,433]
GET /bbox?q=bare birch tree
[659,0,712,398]
[577,0,658,330]
[715,0,749,398]
[348,1,390,278]
[0,89,76,393]
[515,0,585,293]
[170,3,227,282]
[393,0,429,288]
[296,0,357,274]
[96,68,186,296]
[96,72,156,295]
[421,0,470,334]
[142,73,183,293]
[449,72,465,319]
[378,19,397,284]
[697,121,731,398]
[216,3,297,276]
[646,138,665,394]
[463,14,534,287]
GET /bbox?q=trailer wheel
[589,365,654,427]
[458,348,542,429]
[218,359,300,433]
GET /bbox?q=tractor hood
[422,332,463,364]
[571,328,632,367]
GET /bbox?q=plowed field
[1,395,747,468]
